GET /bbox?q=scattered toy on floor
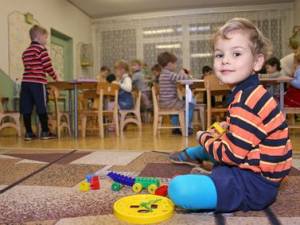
[107,171,162,194]
[79,174,100,192]
[113,194,174,224]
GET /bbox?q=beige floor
[0,123,299,152]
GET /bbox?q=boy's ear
[253,54,265,72]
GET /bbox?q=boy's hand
[196,130,205,141]
[55,73,62,81]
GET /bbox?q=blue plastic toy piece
[86,174,94,183]
[107,171,135,187]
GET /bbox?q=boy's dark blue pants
[20,82,49,133]
[210,166,279,212]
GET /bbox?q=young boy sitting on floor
[168,18,292,212]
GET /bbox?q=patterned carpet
[0,149,299,225]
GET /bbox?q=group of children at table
[19,18,294,213]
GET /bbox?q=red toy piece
[155,185,168,196]
[90,176,100,190]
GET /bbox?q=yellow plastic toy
[209,122,226,135]
[79,181,90,192]
[113,194,174,224]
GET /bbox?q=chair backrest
[96,82,119,96]
[47,86,61,119]
[152,85,159,113]
[96,82,119,113]
[132,89,142,111]
[204,74,231,92]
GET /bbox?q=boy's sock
[186,146,210,161]
[23,114,33,134]
[38,113,49,132]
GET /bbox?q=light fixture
[190,53,212,58]
[143,28,174,35]
[155,44,181,49]
[189,25,211,32]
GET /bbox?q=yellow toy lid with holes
[113,194,174,224]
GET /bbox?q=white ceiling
[68,0,292,18]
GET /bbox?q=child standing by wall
[20,25,60,141]
[168,18,292,212]
[157,52,194,135]
[114,60,134,110]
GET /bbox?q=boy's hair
[151,64,162,72]
[29,25,48,41]
[212,18,272,59]
[202,65,213,74]
[131,59,143,66]
[265,57,281,71]
[157,52,177,67]
[114,60,130,73]
[100,66,110,72]
[295,48,300,64]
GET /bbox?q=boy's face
[101,70,109,77]
[115,67,125,78]
[131,63,141,72]
[213,30,264,85]
[37,33,48,46]
[166,62,177,72]
[265,64,277,74]
[152,70,160,77]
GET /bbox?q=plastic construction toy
[133,177,160,194]
[79,181,90,192]
[80,174,100,191]
[113,194,174,224]
[154,185,168,197]
[209,122,226,135]
[90,176,100,190]
[107,172,160,194]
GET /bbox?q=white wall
[295,0,300,25]
[0,0,91,78]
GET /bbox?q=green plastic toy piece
[132,177,160,194]
[112,182,123,191]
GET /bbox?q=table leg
[68,89,73,135]
[74,84,78,138]
[185,84,189,137]
[279,82,284,111]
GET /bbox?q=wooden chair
[285,107,300,129]
[204,75,231,128]
[152,85,185,136]
[81,82,119,138]
[191,81,207,130]
[47,86,71,138]
[0,97,21,136]
[119,90,142,135]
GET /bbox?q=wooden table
[48,80,97,138]
[260,76,292,110]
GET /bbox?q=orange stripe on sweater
[244,85,266,109]
[260,159,292,173]
[257,98,277,119]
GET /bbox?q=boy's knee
[168,175,217,210]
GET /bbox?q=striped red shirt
[22,41,57,84]
[199,74,292,182]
